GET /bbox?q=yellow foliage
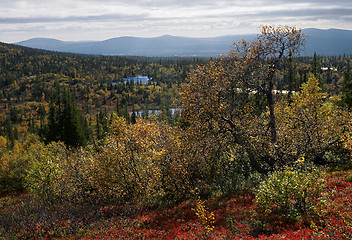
[181,25,306,174]
[89,115,194,202]
[0,134,43,190]
[275,74,352,160]
[193,199,215,233]
[0,136,7,150]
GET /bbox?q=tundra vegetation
[1,26,352,239]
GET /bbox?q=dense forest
[0,42,208,146]
[0,41,351,147]
[1,26,352,239]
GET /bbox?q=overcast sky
[1,0,352,43]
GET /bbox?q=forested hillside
[1,41,351,146]
[1,26,352,239]
[0,42,206,146]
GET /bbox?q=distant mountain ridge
[16,28,352,57]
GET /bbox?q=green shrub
[0,134,41,191]
[25,141,68,202]
[214,153,262,196]
[255,160,328,225]
[25,141,100,204]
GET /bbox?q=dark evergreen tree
[122,103,130,122]
[47,99,60,142]
[115,100,124,117]
[46,88,87,147]
[96,121,103,140]
[96,109,110,140]
[342,64,352,109]
[28,117,36,134]
[131,111,137,124]
[61,90,86,147]
[141,105,149,119]
[326,66,332,84]
[9,106,20,123]
[287,51,296,100]
[310,53,323,87]
[4,118,16,149]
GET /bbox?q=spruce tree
[61,90,86,147]
[342,64,352,109]
[310,53,323,88]
[46,88,87,147]
[287,50,296,100]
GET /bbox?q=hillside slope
[16,28,352,57]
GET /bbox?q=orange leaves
[93,116,165,201]
[90,115,200,202]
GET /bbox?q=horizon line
[11,27,351,44]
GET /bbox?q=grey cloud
[257,8,352,19]
[201,7,352,20]
[253,0,352,5]
[0,0,273,9]
[0,0,213,8]
[83,0,223,7]
[2,5,351,29]
[0,13,151,24]
[2,3,351,25]
[82,0,352,7]
[2,0,352,8]
[1,0,352,43]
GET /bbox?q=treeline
[0,41,352,149]
[0,42,206,146]
[0,42,204,109]
[274,53,352,94]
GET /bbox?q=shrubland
[1,26,352,239]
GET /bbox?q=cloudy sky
[1,0,352,43]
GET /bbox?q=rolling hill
[16,28,352,57]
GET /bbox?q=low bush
[0,134,41,191]
[255,159,328,228]
[24,141,68,202]
[90,116,193,204]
